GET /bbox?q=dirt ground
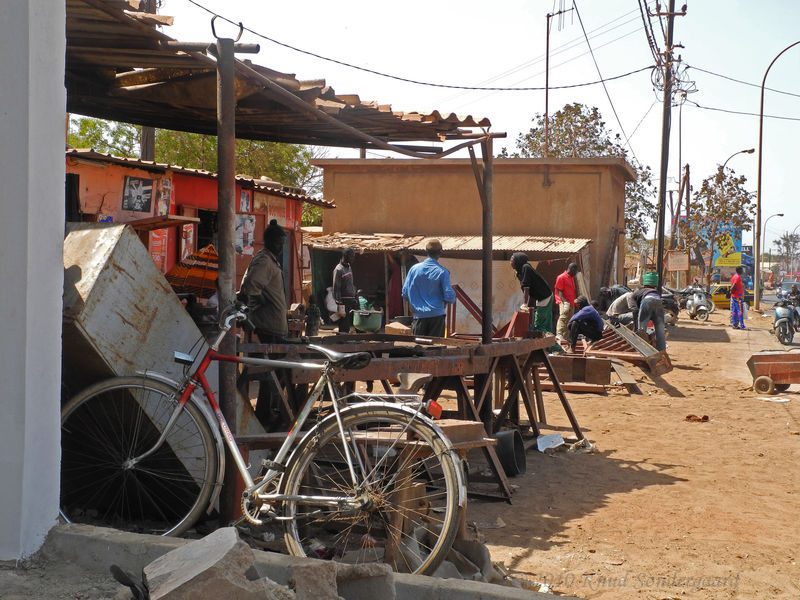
[468,308,800,599]
[2,308,798,599]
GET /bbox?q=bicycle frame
[133,315,439,523]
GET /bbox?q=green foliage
[68,117,140,157]
[68,117,325,223]
[678,168,755,288]
[505,103,657,242]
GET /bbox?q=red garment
[730,273,743,298]
[554,271,576,305]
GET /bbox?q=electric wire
[686,64,800,99]
[182,0,650,92]
[573,0,638,163]
[684,99,800,122]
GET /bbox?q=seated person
[567,296,604,352]
[606,291,635,325]
[357,289,373,310]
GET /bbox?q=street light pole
[755,40,800,310]
[762,212,784,280]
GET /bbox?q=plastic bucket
[493,429,526,476]
[643,271,659,286]
[352,309,383,332]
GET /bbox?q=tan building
[314,157,636,297]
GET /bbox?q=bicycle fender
[135,370,226,510]
[289,401,467,508]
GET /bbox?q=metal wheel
[697,309,709,322]
[753,376,775,395]
[281,404,462,575]
[60,376,218,536]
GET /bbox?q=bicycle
[60,304,466,575]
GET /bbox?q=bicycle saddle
[308,344,371,370]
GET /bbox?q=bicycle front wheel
[60,376,218,536]
[281,404,462,575]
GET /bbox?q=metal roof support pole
[481,138,494,345]
[215,35,238,522]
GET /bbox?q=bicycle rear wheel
[281,404,462,575]
[60,376,218,536]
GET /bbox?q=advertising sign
[711,223,742,267]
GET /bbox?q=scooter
[773,299,795,345]
[685,287,711,322]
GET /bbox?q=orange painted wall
[315,158,635,295]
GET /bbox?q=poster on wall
[180,223,196,260]
[235,214,256,255]
[239,189,252,213]
[121,176,154,212]
[150,229,168,272]
[155,178,171,216]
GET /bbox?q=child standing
[305,296,321,337]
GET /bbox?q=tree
[678,168,755,288]
[503,103,657,243]
[68,116,324,224]
[772,232,800,274]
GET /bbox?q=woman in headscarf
[510,252,555,336]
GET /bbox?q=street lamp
[791,223,800,276]
[721,148,755,172]
[755,40,800,310]
[762,212,784,276]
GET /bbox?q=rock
[452,539,497,582]
[443,547,482,580]
[432,559,462,579]
[290,562,339,600]
[144,527,293,600]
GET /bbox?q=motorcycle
[685,287,711,322]
[773,299,795,345]
[666,284,716,314]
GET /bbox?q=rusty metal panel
[62,223,218,395]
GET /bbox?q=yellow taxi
[709,283,754,310]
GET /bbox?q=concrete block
[335,563,395,600]
[291,561,339,600]
[41,524,185,574]
[144,527,292,600]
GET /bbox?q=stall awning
[306,232,592,259]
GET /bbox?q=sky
[159,0,799,253]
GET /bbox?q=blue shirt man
[402,239,456,337]
[566,296,604,352]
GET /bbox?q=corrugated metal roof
[66,148,335,209]
[306,233,591,255]
[65,0,492,148]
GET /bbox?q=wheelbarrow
[746,350,800,394]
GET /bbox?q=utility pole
[654,0,684,293]
[544,7,573,156]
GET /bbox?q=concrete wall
[315,158,635,296]
[0,0,65,558]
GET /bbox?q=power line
[573,0,639,163]
[686,64,800,99]
[684,99,800,122]
[182,0,649,92]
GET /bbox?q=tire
[777,322,794,345]
[707,298,716,313]
[665,308,679,325]
[281,404,462,575]
[775,383,791,392]
[696,309,709,322]
[60,376,218,536]
[753,376,775,395]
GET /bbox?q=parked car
[709,283,755,310]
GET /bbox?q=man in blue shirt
[566,296,604,352]
[402,239,456,337]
